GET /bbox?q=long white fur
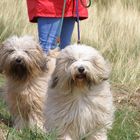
[44,44,115,140]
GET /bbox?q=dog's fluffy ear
[99,60,111,79]
[103,60,111,80]
[40,57,47,72]
[0,44,4,73]
[36,45,48,72]
[93,58,111,84]
[50,76,58,88]
[48,47,60,58]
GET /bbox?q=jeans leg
[60,18,76,49]
[37,17,75,52]
[37,18,61,53]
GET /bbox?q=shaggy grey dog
[44,44,115,140]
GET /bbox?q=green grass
[0,98,10,120]
[6,128,57,140]
[108,108,140,140]
[0,97,57,140]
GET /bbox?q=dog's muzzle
[15,57,23,64]
[10,58,28,80]
[78,66,85,73]
[75,66,87,81]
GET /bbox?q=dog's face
[0,36,46,81]
[51,44,110,91]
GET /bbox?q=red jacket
[26,0,88,22]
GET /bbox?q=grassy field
[0,0,140,139]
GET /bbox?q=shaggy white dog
[44,44,115,140]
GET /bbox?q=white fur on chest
[45,82,113,137]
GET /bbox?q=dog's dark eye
[69,59,75,63]
[67,59,75,66]
[7,49,14,54]
[24,50,29,54]
[64,59,75,70]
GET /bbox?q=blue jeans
[37,18,75,53]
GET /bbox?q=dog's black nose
[16,58,22,63]
[78,66,85,73]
